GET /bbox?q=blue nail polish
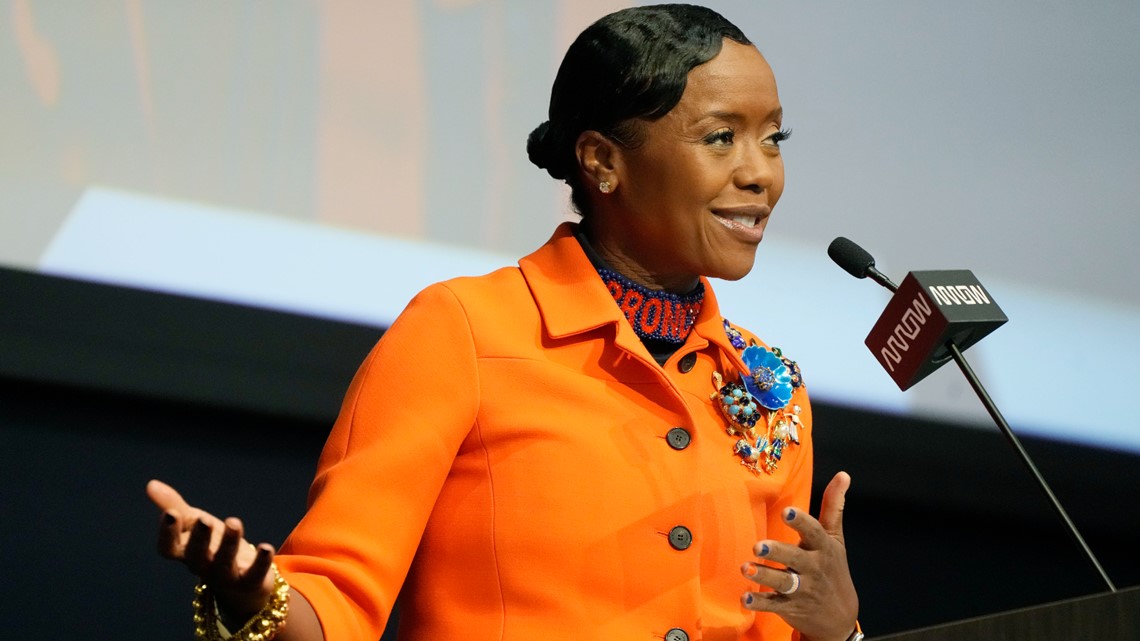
[759,543,770,556]
[744,593,754,605]
[785,508,796,522]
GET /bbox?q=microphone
[829,237,1116,593]
[827,237,898,292]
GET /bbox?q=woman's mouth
[712,206,770,242]
[723,213,760,228]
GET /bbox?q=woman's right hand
[146,479,278,624]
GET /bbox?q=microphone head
[828,236,876,279]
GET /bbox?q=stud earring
[599,181,613,194]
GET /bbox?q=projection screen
[3,1,1138,452]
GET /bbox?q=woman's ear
[575,130,621,194]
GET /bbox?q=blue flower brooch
[713,320,804,475]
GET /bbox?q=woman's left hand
[740,471,859,641]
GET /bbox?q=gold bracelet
[192,564,290,641]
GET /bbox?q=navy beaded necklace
[574,225,705,354]
[598,268,704,346]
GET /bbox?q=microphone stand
[870,267,1116,593]
[946,342,1116,593]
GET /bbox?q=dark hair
[526,4,751,215]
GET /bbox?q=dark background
[2,266,1136,640]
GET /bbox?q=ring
[777,571,800,595]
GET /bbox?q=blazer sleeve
[275,282,480,641]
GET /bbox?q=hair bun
[526,120,564,179]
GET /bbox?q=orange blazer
[276,223,813,641]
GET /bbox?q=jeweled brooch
[713,321,805,475]
[741,345,794,410]
[723,319,747,350]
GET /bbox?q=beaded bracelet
[192,564,290,641]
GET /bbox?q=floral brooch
[712,321,805,475]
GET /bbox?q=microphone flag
[866,270,1007,390]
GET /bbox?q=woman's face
[591,40,786,292]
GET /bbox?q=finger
[817,471,852,539]
[149,480,200,560]
[778,506,832,552]
[146,479,192,515]
[751,539,802,570]
[156,510,184,559]
[234,544,276,591]
[741,589,793,613]
[212,518,245,580]
[184,518,218,575]
[741,562,800,594]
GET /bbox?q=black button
[678,352,697,373]
[665,628,689,641]
[666,427,691,450]
[668,525,692,550]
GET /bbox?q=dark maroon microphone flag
[865,270,1007,390]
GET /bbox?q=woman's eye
[764,128,793,148]
[704,129,735,146]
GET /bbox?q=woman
[148,5,860,640]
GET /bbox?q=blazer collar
[519,222,749,373]
[518,222,626,342]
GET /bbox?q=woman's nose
[734,141,778,193]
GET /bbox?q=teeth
[728,214,757,228]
